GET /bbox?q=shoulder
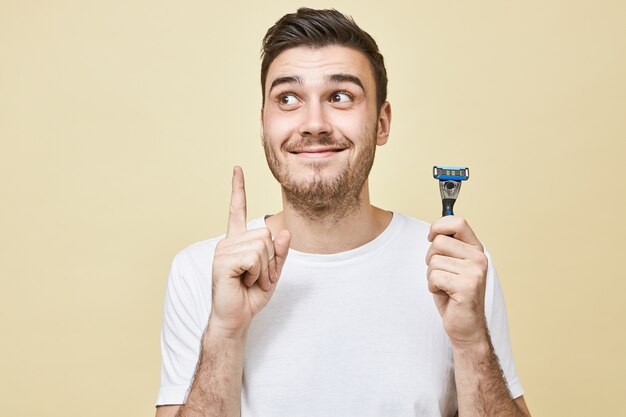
[374,212,433,254]
[171,235,222,274]
[163,237,222,302]
[392,212,432,237]
[394,212,431,228]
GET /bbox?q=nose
[298,102,333,137]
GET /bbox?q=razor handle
[442,199,456,217]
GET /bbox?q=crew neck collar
[247,212,403,264]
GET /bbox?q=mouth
[290,147,347,159]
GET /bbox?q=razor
[433,166,470,216]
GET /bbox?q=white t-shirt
[157,212,523,416]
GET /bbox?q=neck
[265,181,393,254]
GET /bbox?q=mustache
[282,135,351,152]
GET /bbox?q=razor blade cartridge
[433,166,470,181]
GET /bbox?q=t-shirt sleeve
[156,251,207,405]
[484,250,524,399]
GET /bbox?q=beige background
[1,0,625,415]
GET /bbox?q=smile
[290,148,347,159]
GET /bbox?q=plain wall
[1,0,625,415]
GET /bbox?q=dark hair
[260,8,388,110]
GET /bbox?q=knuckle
[429,269,442,281]
[453,216,467,228]
[260,227,272,240]
[430,254,442,268]
[253,250,263,264]
[432,234,446,249]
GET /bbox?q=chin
[292,168,343,184]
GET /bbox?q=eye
[330,91,353,103]
[278,93,299,105]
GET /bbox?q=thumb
[273,229,291,279]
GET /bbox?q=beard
[262,127,377,221]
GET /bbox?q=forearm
[176,320,248,417]
[453,336,527,417]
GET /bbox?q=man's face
[261,45,390,214]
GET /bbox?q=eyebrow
[328,73,364,92]
[268,73,365,94]
[269,76,303,94]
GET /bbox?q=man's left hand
[425,216,489,348]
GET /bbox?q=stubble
[262,127,377,223]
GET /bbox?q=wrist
[451,333,492,358]
[205,315,250,344]
[447,314,490,351]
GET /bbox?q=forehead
[265,45,375,90]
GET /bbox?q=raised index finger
[227,166,247,237]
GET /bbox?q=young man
[156,8,530,417]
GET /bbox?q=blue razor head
[433,166,470,181]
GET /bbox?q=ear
[260,107,265,142]
[376,101,392,146]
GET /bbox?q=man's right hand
[209,166,291,337]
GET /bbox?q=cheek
[263,109,300,143]
[328,112,370,139]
